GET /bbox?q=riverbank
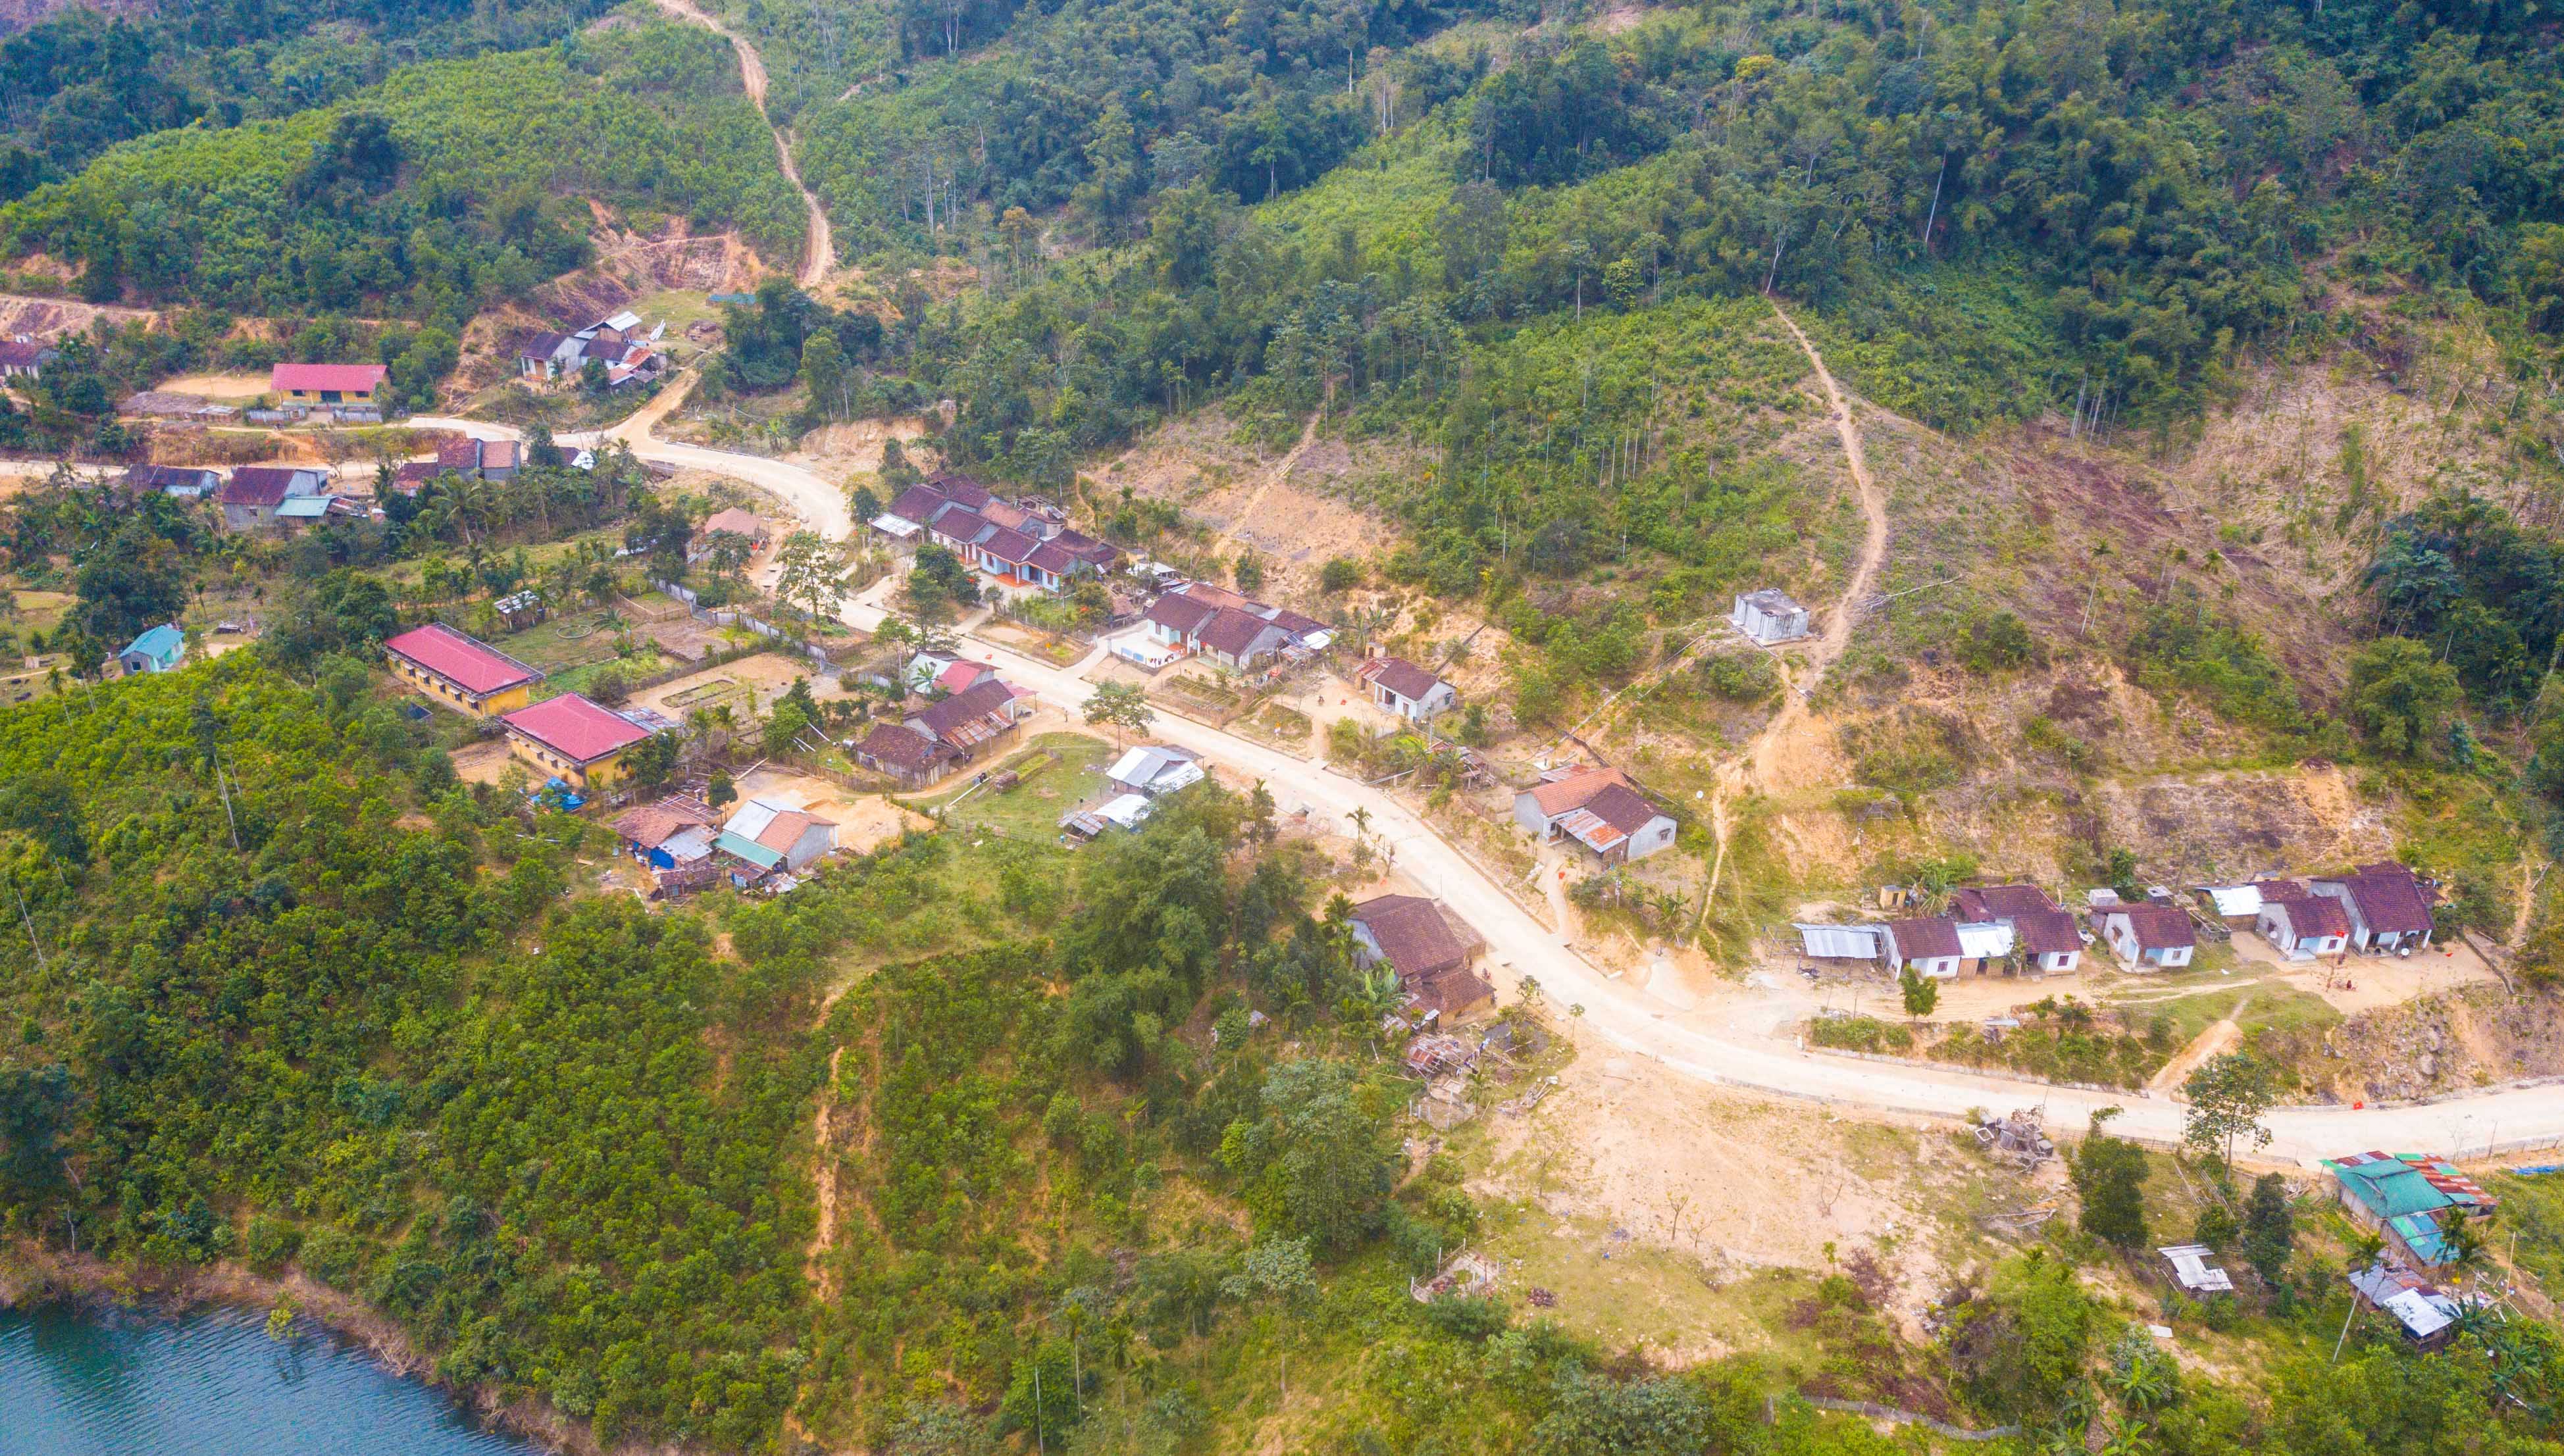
[0,1242,613,1456]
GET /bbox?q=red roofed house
[271,363,388,408]
[856,721,954,786]
[1512,766,1679,864]
[0,339,59,379]
[2099,902,2197,969]
[1950,884,2084,972]
[500,693,655,790]
[2255,880,2351,960]
[383,622,546,718]
[1882,916,1965,978]
[1355,653,1457,722]
[1349,894,1493,1021]
[897,677,1031,765]
[2311,864,2436,955]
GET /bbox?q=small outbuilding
[1356,654,1458,722]
[1882,916,1964,979]
[116,624,185,676]
[1731,589,1812,645]
[2099,903,2195,969]
[2158,1243,2236,1294]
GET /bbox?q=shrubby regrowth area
[2,15,804,318]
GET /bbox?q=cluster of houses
[2324,1151,2500,1349]
[381,621,673,792]
[611,791,837,895]
[873,472,1122,600]
[1058,743,1206,839]
[514,310,666,391]
[1133,579,1333,673]
[1793,863,2438,978]
[852,657,1039,786]
[1512,765,1681,866]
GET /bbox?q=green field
[915,732,1114,839]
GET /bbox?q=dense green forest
[1,647,2563,1453]
[795,0,2564,610]
[0,13,802,318]
[0,0,623,193]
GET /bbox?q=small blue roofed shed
[118,624,184,675]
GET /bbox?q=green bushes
[1807,1015,1912,1054]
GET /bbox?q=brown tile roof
[930,507,990,544]
[979,526,1038,565]
[1144,593,1220,635]
[858,722,941,772]
[220,466,315,507]
[1175,580,1253,611]
[754,808,834,853]
[914,678,1017,745]
[2332,864,2435,934]
[2114,903,2197,949]
[1583,780,1662,836]
[2288,895,2352,939]
[702,508,769,540]
[436,438,482,470]
[1196,608,1288,660]
[1366,656,1447,702]
[886,484,952,522]
[1353,894,1481,982]
[1528,764,1630,820]
[925,472,993,509]
[1951,884,2058,921]
[2014,908,2084,956]
[1886,916,1964,959]
[614,797,718,849]
[979,499,1036,532]
[2252,878,2314,903]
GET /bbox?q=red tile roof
[436,438,482,470]
[702,508,770,540]
[0,340,50,368]
[979,526,1038,564]
[271,363,387,394]
[925,472,993,509]
[885,484,952,523]
[384,622,544,695]
[1526,766,1637,818]
[754,809,834,854]
[502,693,653,763]
[615,797,717,849]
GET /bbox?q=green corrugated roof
[713,831,783,869]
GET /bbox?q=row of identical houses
[873,473,1123,599]
[1792,863,2438,979]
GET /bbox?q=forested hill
[854,0,2563,482]
[0,13,804,318]
[0,0,624,196]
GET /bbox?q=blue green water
[0,1303,542,1455]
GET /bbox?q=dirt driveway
[732,766,929,853]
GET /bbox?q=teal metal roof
[2388,1212,2455,1265]
[713,831,783,870]
[2323,1151,2494,1220]
[124,624,183,663]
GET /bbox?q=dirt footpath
[732,766,930,853]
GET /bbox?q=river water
[1,1303,540,1455]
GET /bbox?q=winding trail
[1703,303,1889,913]
[646,0,834,287]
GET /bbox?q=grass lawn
[496,611,634,671]
[915,732,1114,839]
[2109,982,2341,1051]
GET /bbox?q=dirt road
[645,0,834,287]
[410,353,2564,1165]
[1703,304,1890,909]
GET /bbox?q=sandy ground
[451,740,519,786]
[731,765,929,853]
[157,372,272,399]
[628,651,831,720]
[1463,1016,2050,1347]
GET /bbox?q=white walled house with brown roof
[1883,916,1966,978]
[2310,864,2436,954]
[2100,903,2196,968]
[2254,882,2352,959]
[1357,655,1457,722]
[1513,766,1678,864]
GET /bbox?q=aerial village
[24,310,2547,1365]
